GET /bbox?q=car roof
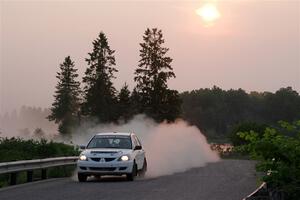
[95,132,132,136]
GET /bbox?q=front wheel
[78,173,87,182]
[126,161,137,181]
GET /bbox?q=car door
[132,135,145,170]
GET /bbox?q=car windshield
[87,135,132,149]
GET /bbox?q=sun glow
[196,3,221,24]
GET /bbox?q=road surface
[0,159,258,200]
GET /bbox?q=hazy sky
[0,0,299,113]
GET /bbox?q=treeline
[48,28,181,135]
[0,106,56,137]
[2,86,299,141]
[181,86,300,139]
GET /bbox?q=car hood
[82,148,133,157]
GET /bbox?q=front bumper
[77,159,134,175]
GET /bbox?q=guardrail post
[10,172,17,185]
[0,157,78,186]
[27,170,33,182]
[63,166,67,176]
[41,169,47,179]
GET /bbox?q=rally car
[77,132,147,182]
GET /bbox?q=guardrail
[0,157,78,185]
[243,182,269,200]
[243,182,286,200]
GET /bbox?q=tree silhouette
[117,83,132,122]
[134,28,181,122]
[82,32,118,122]
[48,56,81,136]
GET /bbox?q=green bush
[0,138,79,188]
[237,120,300,200]
[0,137,80,162]
[48,166,76,178]
[229,122,267,146]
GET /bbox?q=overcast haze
[0,0,299,114]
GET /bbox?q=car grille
[89,167,116,171]
[90,157,116,162]
[91,151,118,154]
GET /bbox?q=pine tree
[82,32,118,122]
[130,88,142,116]
[117,83,132,122]
[134,28,181,122]
[48,56,81,135]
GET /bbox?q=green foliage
[181,86,300,139]
[48,166,76,178]
[134,28,181,122]
[0,174,9,188]
[48,56,81,135]
[82,32,118,122]
[0,141,77,187]
[237,121,300,200]
[0,137,79,162]
[230,122,267,146]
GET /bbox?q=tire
[139,158,147,177]
[78,173,87,182]
[127,161,137,181]
[94,175,101,180]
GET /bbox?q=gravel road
[0,159,258,200]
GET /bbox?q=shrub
[237,120,300,200]
[229,122,267,146]
[0,137,80,162]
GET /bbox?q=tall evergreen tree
[117,83,132,122]
[48,56,81,135]
[82,32,118,122]
[134,28,181,122]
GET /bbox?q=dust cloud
[72,115,220,177]
[1,111,219,177]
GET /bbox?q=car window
[87,135,132,149]
[133,135,142,147]
[135,136,142,146]
[131,135,139,147]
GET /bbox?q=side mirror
[134,145,142,150]
[79,145,86,150]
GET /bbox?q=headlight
[119,155,129,161]
[79,154,87,161]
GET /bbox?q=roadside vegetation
[0,137,79,162]
[234,120,300,200]
[0,137,79,188]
